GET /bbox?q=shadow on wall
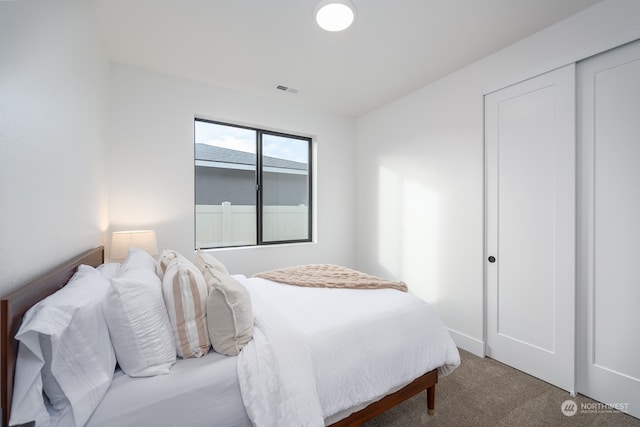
[376,163,439,302]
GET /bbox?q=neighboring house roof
[195,143,307,171]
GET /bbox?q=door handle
[488,256,496,263]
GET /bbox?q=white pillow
[203,267,254,356]
[121,246,157,272]
[162,256,210,358]
[194,248,229,275]
[11,265,116,427]
[103,268,176,377]
[97,262,122,280]
[39,334,67,409]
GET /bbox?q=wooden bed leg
[427,384,435,415]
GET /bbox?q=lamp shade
[110,230,159,260]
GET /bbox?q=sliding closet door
[485,64,575,392]
[577,39,640,419]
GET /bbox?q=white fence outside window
[196,202,309,247]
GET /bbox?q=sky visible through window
[195,121,308,164]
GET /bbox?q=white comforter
[235,275,460,427]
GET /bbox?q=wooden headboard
[0,246,104,427]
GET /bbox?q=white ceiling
[90,0,602,117]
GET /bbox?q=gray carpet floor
[364,349,640,426]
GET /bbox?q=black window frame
[194,118,313,249]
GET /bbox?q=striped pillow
[158,249,181,278]
[162,256,210,358]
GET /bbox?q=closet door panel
[577,39,640,419]
[594,56,640,378]
[485,64,575,393]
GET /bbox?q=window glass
[261,133,310,243]
[195,119,311,248]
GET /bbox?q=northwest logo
[561,400,578,417]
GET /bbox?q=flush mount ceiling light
[315,0,356,32]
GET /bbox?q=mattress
[84,351,250,427]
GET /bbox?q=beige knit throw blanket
[253,264,408,292]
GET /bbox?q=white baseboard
[447,328,485,357]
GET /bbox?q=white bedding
[83,351,250,427]
[27,271,458,427]
[236,275,460,427]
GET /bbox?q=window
[194,118,312,248]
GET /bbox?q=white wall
[355,0,640,356]
[0,0,110,295]
[108,64,356,275]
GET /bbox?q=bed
[0,246,459,427]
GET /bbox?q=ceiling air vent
[276,84,298,94]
